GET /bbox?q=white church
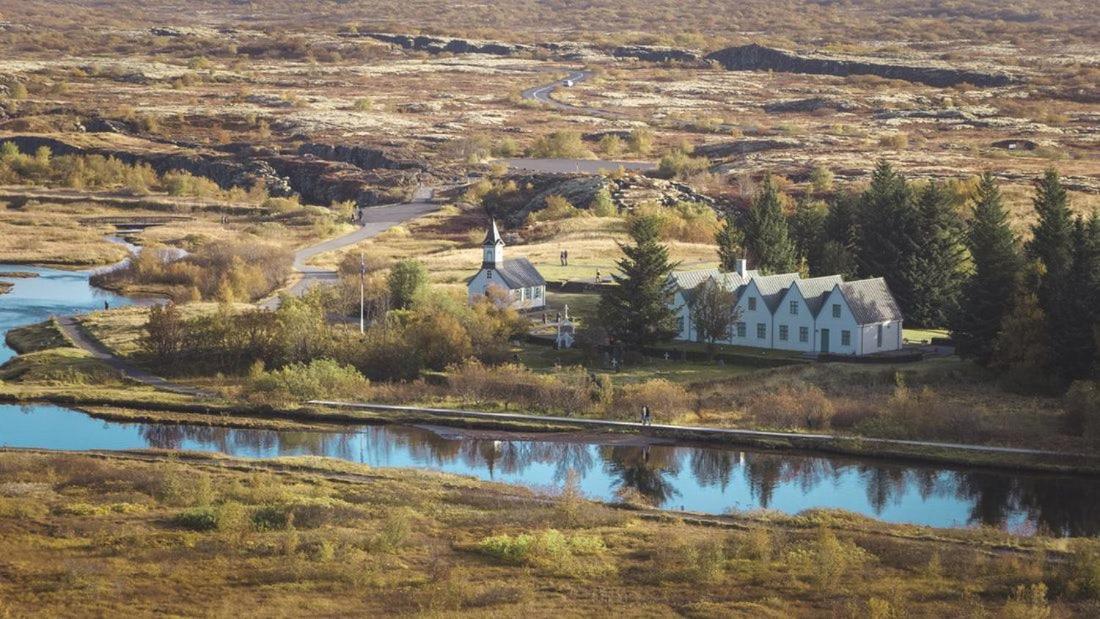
[467,219,546,310]
[669,259,903,356]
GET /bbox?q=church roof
[483,219,503,245]
[469,258,545,289]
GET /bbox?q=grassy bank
[1,449,1097,616]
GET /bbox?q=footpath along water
[3,265,1100,535]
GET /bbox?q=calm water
[2,264,1100,536]
[3,403,1100,536]
[0,263,136,363]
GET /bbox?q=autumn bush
[247,358,370,404]
[611,379,691,422]
[746,384,835,430]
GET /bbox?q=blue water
[2,264,1100,535]
[0,264,136,363]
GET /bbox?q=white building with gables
[670,259,903,356]
[467,219,546,311]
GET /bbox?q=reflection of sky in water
[3,263,1099,536]
[0,263,137,364]
[3,403,1099,536]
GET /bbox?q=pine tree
[1026,169,1074,310]
[952,174,1022,364]
[857,160,920,319]
[816,192,860,278]
[597,215,680,350]
[904,181,968,327]
[742,175,796,274]
[715,210,744,272]
[991,264,1053,393]
[789,199,827,270]
[1050,215,1100,380]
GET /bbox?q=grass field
[1,450,1097,616]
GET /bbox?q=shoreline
[4,391,1100,477]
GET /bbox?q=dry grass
[1,450,1097,616]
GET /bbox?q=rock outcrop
[705,44,1018,88]
[0,134,418,206]
[611,46,700,63]
[763,97,862,114]
[693,138,801,159]
[353,32,534,56]
[298,143,426,172]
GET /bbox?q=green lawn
[903,328,950,344]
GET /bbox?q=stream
[2,263,1100,536]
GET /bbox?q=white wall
[815,288,861,356]
[726,280,773,348]
[858,320,902,354]
[467,272,545,310]
[772,286,816,353]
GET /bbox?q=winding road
[258,186,438,310]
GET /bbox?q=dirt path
[54,315,214,398]
[258,186,438,310]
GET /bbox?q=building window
[779,325,789,341]
[756,323,766,339]
[534,287,542,299]
[790,300,798,315]
[832,303,841,318]
[486,270,492,280]
[877,324,883,347]
[747,297,757,311]
[736,322,746,338]
[799,326,808,343]
[841,330,851,346]
[677,317,685,333]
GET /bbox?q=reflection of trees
[690,449,736,491]
[132,420,1100,536]
[599,446,681,506]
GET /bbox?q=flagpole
[359,252,365,334]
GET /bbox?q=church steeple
[482,218,504,268]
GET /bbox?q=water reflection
[27,414,1081,536]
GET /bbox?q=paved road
[55,316,214,398]
[258,186,438,310]
[521,69,593,110]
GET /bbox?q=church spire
[482,218,504,268]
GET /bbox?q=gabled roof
[747,272,801,311]
[837,278,903,324]
[793,275,844,315]
[483,219,503,245]
[492,258,545,289]
[669,268,721,292]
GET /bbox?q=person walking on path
[563,249,569,266]
[103,301,109,311]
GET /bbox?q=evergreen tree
[816,191,860,278]
[904,181,968,327]
[991,263,1054,393]
[597,215,680,350]
[742,175,796,274]
[789,199,827,271]
[1050,215,1100,380]
[952,174,1022,364]
[1026,169,1074,310]
[857,160,920,319]
[714,210,744,272]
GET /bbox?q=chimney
[736,258,747,277]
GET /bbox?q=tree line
[600,163,1099,393]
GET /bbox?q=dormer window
[747,297,757,311]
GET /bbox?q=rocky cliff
[0,134,418,207]
[705,44,1018,88]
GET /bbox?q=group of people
[559,249,569,266]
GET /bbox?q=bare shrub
[612,379,691,422]
[746,384,835,430]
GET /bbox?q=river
[2,264,1100,536]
